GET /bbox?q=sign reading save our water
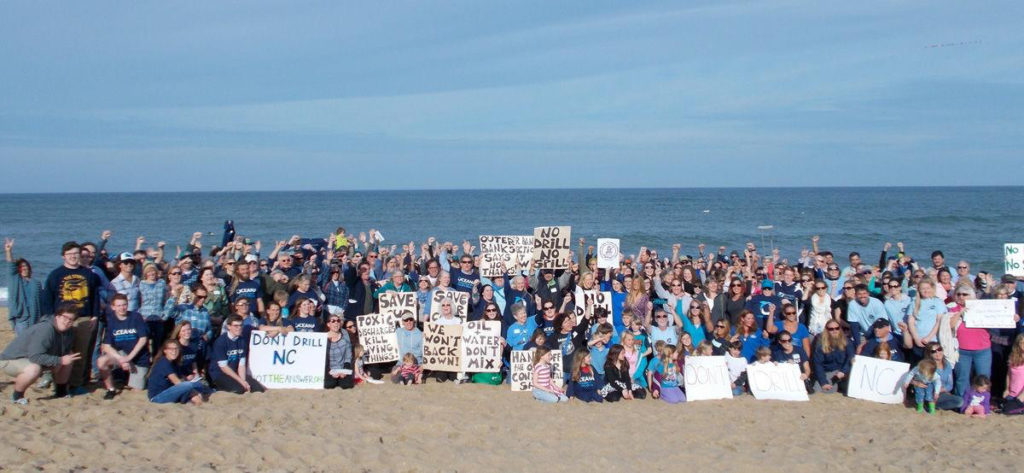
[249,331,327,389]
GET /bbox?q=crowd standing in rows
[3,224,1024,417]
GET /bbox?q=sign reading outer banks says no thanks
[478,235,534,277]
[1006,244,1024,277]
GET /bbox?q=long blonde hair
[1010,334,1024,368]
[820,322,848,354]
[626,276,647,306]
[912,277,936,320]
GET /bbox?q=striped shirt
[532,363,554,390]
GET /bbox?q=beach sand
[1,307,1022,472]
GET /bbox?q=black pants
[324,374,355,389]
[434,371,458,382]
[213,374,266,394]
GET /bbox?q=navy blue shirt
[104,312,151,366]
[208,332,247,379]
[230,279,264,306]
[287,315,321,333]
[147,357,188,399]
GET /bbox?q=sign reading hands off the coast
[378,292,417,324]
[532,226,571,270]
[746,362,809,401]
[422,323,462,371]
[249,331,326,389]
[460,321,502,372]
[597,238,620,269]
[964,299,1017,329]
[510,349,534,391]
[356,314,400,364]
[683,356,733,401]
[847,356,910,404]
[478,235,534,277]
[1005,244,1024,277]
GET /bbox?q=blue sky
[1,1,1021,192]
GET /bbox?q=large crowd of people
[3,223,1024,418]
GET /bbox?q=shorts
[115,350,150,390]
[0,358,33,377]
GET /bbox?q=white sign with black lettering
[378,292,417,324]
[510,349,535,392]
[597,238,620,269]
[460,321,502,372]
[683,356,733,401]
[847,356,910,404]
[746,362,809,401]
[356,314,400,364]
[429,290,470,322]
[532,226,571,270]
[248,331,327,390]
[964,299,1017,329]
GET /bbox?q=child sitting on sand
[1003,334,1024,415]
[353,345,383,385]
[961,375,991,418]
[391,352,423,385]
[567,349,603,402]
[532,347,568,403]
[654,344,685,404]
[903,358,941,414]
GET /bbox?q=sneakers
[12,397,28,405]
[103,390,118,400]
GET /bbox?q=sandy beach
[1,307,1022,472]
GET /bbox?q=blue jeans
[955,348,992,396]
[532,388,568,403]
[150,380,211,404]
[913,382,936,404]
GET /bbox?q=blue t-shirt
[180,338,204,373]
[773,320,811,350]
[230,279,264,306]
[914,297,947,342]
[208,333,247,379]
[590,344,610,375]
[104,312,151,367]
[147,357,188,399]
[287,315,321,333]
[506,319,538,351]
[657,361,681,388]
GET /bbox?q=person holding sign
[948,286,992,396]
[209,315,265,394]
[324,315,354,390]
[531,347,567,403]
[287,298,323,333]
[771,331,813,393]
[811,321,854,394]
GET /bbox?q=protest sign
[248,331,327,389]
[510,349,535,392]
[422,323,462,371]
[479,235,534,277]
[378,291,417,324]
[429,290,469,322]
[746,362,809,401]
[460,321,502,372]
[847,356,910,404]
[574,290,613,322]
[683,356,733,401]
[597,238,620,269]
[356,313,400,364]
[964,299,1017,329]
[532,226,571,270]
[1006,244,1024,277]
[550,349,564,388]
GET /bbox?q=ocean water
[1,187,1022,279]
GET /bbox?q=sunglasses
[715,325,726,329]
[784,311,796,315]
[544,306,555,310]
[815,285,826,290]
[485,308,498,312]
[328,319,341,323]
[671,284,682,288]
[888,284,901,289]
[931,348,944,353]
[843,286,854,290]
[826,327,840,332]
[779,339,792,343]
[461,260,472,264]
[957,266,968,269]
[655,315,667,319]
[170,271,182,275]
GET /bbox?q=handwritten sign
[574,290,613,323]
[510,349,534,391]
[460,321,502,372]
[597,238,620,269]
[746,362,809,401]
[248,331,327,389]
[422,323,462,371]
[378,291,417,324]
[532,226,571,270]
[550,349,564,388]
[683,356,733,401]
[1006,244,1024,277]
[847,355,910,404]
[479,235,534,277]
[429,290,470,322]
[964,299,1017,329]
[356,313,400,364]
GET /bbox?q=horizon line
[2,184,1022,196]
